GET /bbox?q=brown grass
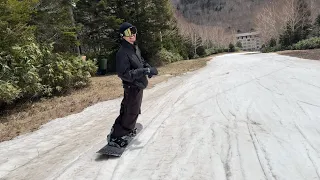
[278,49,320,61]
[0,55,215,142]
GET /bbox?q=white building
[236,32,261,51]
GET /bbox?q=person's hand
[142,67,157,78]
[149,67,158,75]
[142,68,151,75]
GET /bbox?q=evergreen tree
[32,0,80,54]
[279,23,294,47]
[113,0,174,60]
[310,14,320,37]
[74,0,122,57]
[75,0,179,66]
[0,0,42,103]
[0,0,37,52]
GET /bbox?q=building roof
[236,32,260,37]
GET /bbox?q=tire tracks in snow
[216,95,233,180]
[246,101,277,180]
[293,122,320,179]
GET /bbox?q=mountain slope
[173,0,320,32]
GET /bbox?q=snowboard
[97,123,143,157]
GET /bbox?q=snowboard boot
[108,135,129,148]
[107,127,136,142]
[106,127,114,142]
[128,127,138,137]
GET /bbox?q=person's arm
[142,57,151,68]
[116,52,149,82]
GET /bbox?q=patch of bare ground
[278,49,320,61]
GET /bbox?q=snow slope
[1,52,320,180]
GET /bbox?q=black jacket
[116,40,151,89]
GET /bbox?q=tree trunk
[68,1,81,56]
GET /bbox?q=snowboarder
[107,22,158,148]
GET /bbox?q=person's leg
[122,87,143,130]
[106,88,126,141]
[111,87,143,137]
[114,91,126,125]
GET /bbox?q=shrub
[269,38,277,47]
[40,50,96,95]
[236,41,242,48]
[216,48,224,53]
[0,81,21,104]
[0,43,44,102]
[0,44,97,104]
[229,43,235,52]
[261,44,283,53]
[292,37,320,50]
[205,48,217,55]
[196,46,206,57]
[151,48,183,66]
[193,54,200,59]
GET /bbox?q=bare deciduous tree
[254,0,313,45]
[175,11,236,51]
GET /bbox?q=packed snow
[1,52,320,180]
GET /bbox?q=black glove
[142,68,151,75]
[142,67,158,76]
[147,67,158,78]
[149,67,158,75]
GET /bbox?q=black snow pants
[111,85,143,137]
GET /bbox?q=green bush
[205,48,217,55]
[269,38,277,47]
[0,44,97,104]
[229,43,235,52]
[40,49,96,95]
[261,37,320,53]
[151,48,183,66]
[216,48,224,53]
[261,44,283,53]
[193,54,200,59]
[0,81,21,104]
[235,47,241,52]
[0,43,44,102]
[196,46,206,57]
[292,37,320,50]
[236,41,242,48]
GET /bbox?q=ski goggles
[122,26,137,37]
